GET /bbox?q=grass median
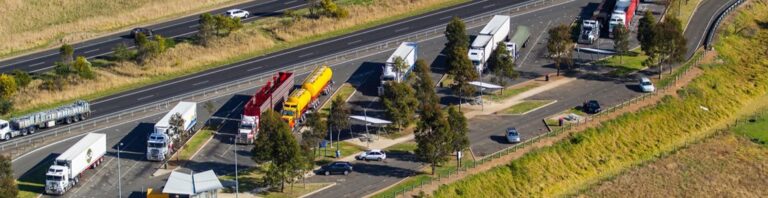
[482,84,541,103]
[433,3,768,197]
[7,0,469,118]
[177,130,214,161]
[500,100,555,115]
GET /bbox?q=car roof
[367,149,383,152]
[640,77,651,82]
[227,9,243,12]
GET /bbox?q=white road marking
[247,66,264,71]
[519,21,551,67]
[193,80,210,86]
[82,48,100,54]
[483,3,496,9]
[28,62,46,67]
[136,94,155,101]
[347,39,362,45]
[189,24,200,28]
[284,0,297,5]
[440,16,452,20]
[394,27,410,32]
[299,52,314,58]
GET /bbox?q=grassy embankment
[370,141,471,198]
[500,100,555,115]
[482,84,540,102]
[433,1,768,197]
[598,0,703,72]
[581,110,768,197]
[8,0,470,118]
[0,0,248,59]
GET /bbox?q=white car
[225,9,250,19]
[356,149,386,161]
[639,77,655,92]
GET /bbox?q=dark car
[320,161,353,176]
[130,28,153,38]
[582,100,602,114]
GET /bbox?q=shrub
[11,69,31,88]
[0,74,17,99]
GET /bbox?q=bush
[112,43,135,62]
[0,99,12,115]
[0,74,17,99]
[11,69,31,88]
[72,56,95,79]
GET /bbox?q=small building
[163,170,224,198]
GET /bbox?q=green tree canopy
[0,154,17,197]
[546,24,574,76]
[252,110,304,192]
[0,74,18,99]
[381,81,419,132]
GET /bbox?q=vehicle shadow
[489,135,511,144]
[16,153,58,194]
[317,162,416,179]
[110,122,153,161]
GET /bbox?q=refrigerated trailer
[0,100,90,141]
[238,72,294,144]
[379,42,418,96]
[609,0,638,37]
[147,102,197,161]
[469,15,511,74]
[45,133,106,195]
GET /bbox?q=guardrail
[0,0,567,159]
[704,0,746,50]
[381,49,708,198]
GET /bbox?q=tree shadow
[316,162,416,179]
[756,20,768,29]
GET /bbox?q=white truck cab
[45,164,73,195]
[147,133,172,161]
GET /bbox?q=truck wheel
[80,114,86,121]
[74,115,80,122]
[21,128,27,136]
[4,134,10,140]
[28,127,35,134]
[66,117,72,124]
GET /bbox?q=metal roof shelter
[163,170,223,198]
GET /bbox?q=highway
[0,0,306,73]
[8,0,735,197]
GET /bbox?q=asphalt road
[0,0,306,74]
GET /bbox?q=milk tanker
[281,66,333,128]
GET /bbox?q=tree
[0,154,17,197]
[252,110,304,192]
[53,62,72,76]
[328,95,350,150]
[414,100,452,175]
[546,24,574,76]
[72,56,95,79]
[488,42,519,84]
[444,17,469,59]
[12,69,31,89]
[449,46,477,102]
[113,43,133,62]
[653,17,687,79]
[307,0,322,17]
[381,82,419,132]
[318,0,348,18]
[59,44,74,65]
[637,11,657,55]
[303,112,327,156]
[133,32,150,50]
[0,99,12,115]
[0,74,18,99]
[446,105,469,167]
[198,13,217,46]
[413,59,439,106]
[613,24,630,64]
[393,56,409,83]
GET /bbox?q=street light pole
[117,142,123,198]
[235,136,239,198]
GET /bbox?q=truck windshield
[382,76,395,81]
[46,175,63,181]
[240,123,253,130]
[282,110,295,117]
[472,61,481,66]
[148,142,165,148]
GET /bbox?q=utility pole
[234,136,239,198]
[118,142,123,198]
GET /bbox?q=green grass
[482,84,540,102]
[319,83,356,116]
[434,4,768,197]
[371,155,473,198]
[315,141,365,166]
[177,130,214,160]
[262,183,333,198]
[658,50,703,88]
[6,0,469,118]
[500,100,555,115]
[732,111,768,145]
[219,166,266,192]
[596,49,648,71]
[385,141,418,154]
[440,74,455,88]
[666,0,705,29]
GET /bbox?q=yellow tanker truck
[282,66,333,128]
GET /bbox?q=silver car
[639,77,655,92]
[506,128,521,143]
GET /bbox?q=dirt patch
[400,54,707,197]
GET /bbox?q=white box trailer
[379,42,418,95]
[45,133,106,195]
[469,15,511,74]
[147,101,197,161]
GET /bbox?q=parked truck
[505,25,530,61]
[579,0,613,44]
[609,0,638,38]
[579,20,601,44]
[147,101,197,161]
[379,42,418,96]
[469,15,511,74]
[282,66,333,128]
[0,100,91,141]
[45,133,106,195]
[238,72,294,144]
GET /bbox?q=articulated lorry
[147,101,197,161]
[45,133,106,195]
[0,100,90,141]
[379,42,418,96]
[469,15,511,74]
[505,25,530,61]
[238,72,294,144]
[282,66,333,128]
[609,0,638,38]
[578,0,614,44]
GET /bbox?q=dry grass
[0,0,249,58]
[9,0,465,115]
[581,134,768,197]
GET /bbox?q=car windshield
[508,132,519,136]
[641,81,652,86]
[46,175,63,181]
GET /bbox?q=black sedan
[582,100,602,114]
[320,161,353,176]
[130,28,154,38]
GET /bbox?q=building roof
[163,170,223,195]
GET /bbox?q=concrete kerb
[495,100,557,115]
[298,183,338,198]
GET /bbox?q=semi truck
[238,72,294,144]
[147,101,197,161]
[378,42,418,96]
[469,15,511,74]
[578,0,613,44]
[0,100,91,141]
[579,20,601,44]
[45,133,106,195]
[282,66,333,128]
[505,25,530,61]
[609,0,638,38]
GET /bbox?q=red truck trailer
[609,0,638,37]
[237,72,294,144]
